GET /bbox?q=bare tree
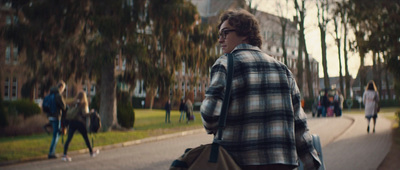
[333,15,344,97]
[293,0,314,97]
[317,0,331,89]
[340,0,351,99]
[294,0,305,95]
[276,0,289,65]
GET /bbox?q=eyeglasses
[218,29,236,39]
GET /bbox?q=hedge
[3,99,41,118]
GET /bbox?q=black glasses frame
[218,29,236,39]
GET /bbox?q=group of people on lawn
[164,99,193,124]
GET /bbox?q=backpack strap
[209,53,234,163]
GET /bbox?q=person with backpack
[45,81,67,159]
[62,91,99,162]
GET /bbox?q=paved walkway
[322,113,392,170]
[0,113,394,170]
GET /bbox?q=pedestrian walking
[363,80,379,133]
[321,90,330,117]
[46,81,66,159]
[185,99,193,123]
[200,9,321,169]
[334,90,343,117]
[62,91,99,161]
[179,99,186,122]
[165,99,171,123]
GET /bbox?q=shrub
[7,99,41,118]
[117,91,135,128]
[117,102,135,128]
[90,93,100,111]
[343,99,362,109]
[0,100,8,127]
[379,99,400,108]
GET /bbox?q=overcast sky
[251,0,374,78]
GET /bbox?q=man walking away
[165,99,171,123]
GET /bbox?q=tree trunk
[384,69,390,99]
[372,52,377,87]
[303,39,313,98]
[99,60,118,131]
[384,55,391,99]
[337,40,344,97]
[296,12,305,95]
[343,29,351,99]
[146,87,156,110]
[281,22,288,66]
[359,49,366,96]
[377,53,382,99]
[320,28,330,89]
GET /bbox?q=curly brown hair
[218,9,262,48]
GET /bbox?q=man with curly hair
[200,9,321,169]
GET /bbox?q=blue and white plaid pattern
[201,44,320,168]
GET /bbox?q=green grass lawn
[0,109,203,163]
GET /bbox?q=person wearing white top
[363,80,379,133]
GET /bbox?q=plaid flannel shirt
[200,44,321,168]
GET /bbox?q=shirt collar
[229,44,261,54]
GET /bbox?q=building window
[13,46,18,63]
[122,58,126,70]
[276,47,279,53]
[267,46,271,51]
[182,82,185,91]
[5,46,11,64]
[90,84,96,95]
[4,77,10,99]
[12,77,17,98]
[198,83,201,92]
[6,15,11,25]
[182,62,186,75]
[292,51,295,55]
[82,85,88,94]
[115,55,120,69]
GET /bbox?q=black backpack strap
[209,53,234,163]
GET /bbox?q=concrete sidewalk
[322,113,393,170]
